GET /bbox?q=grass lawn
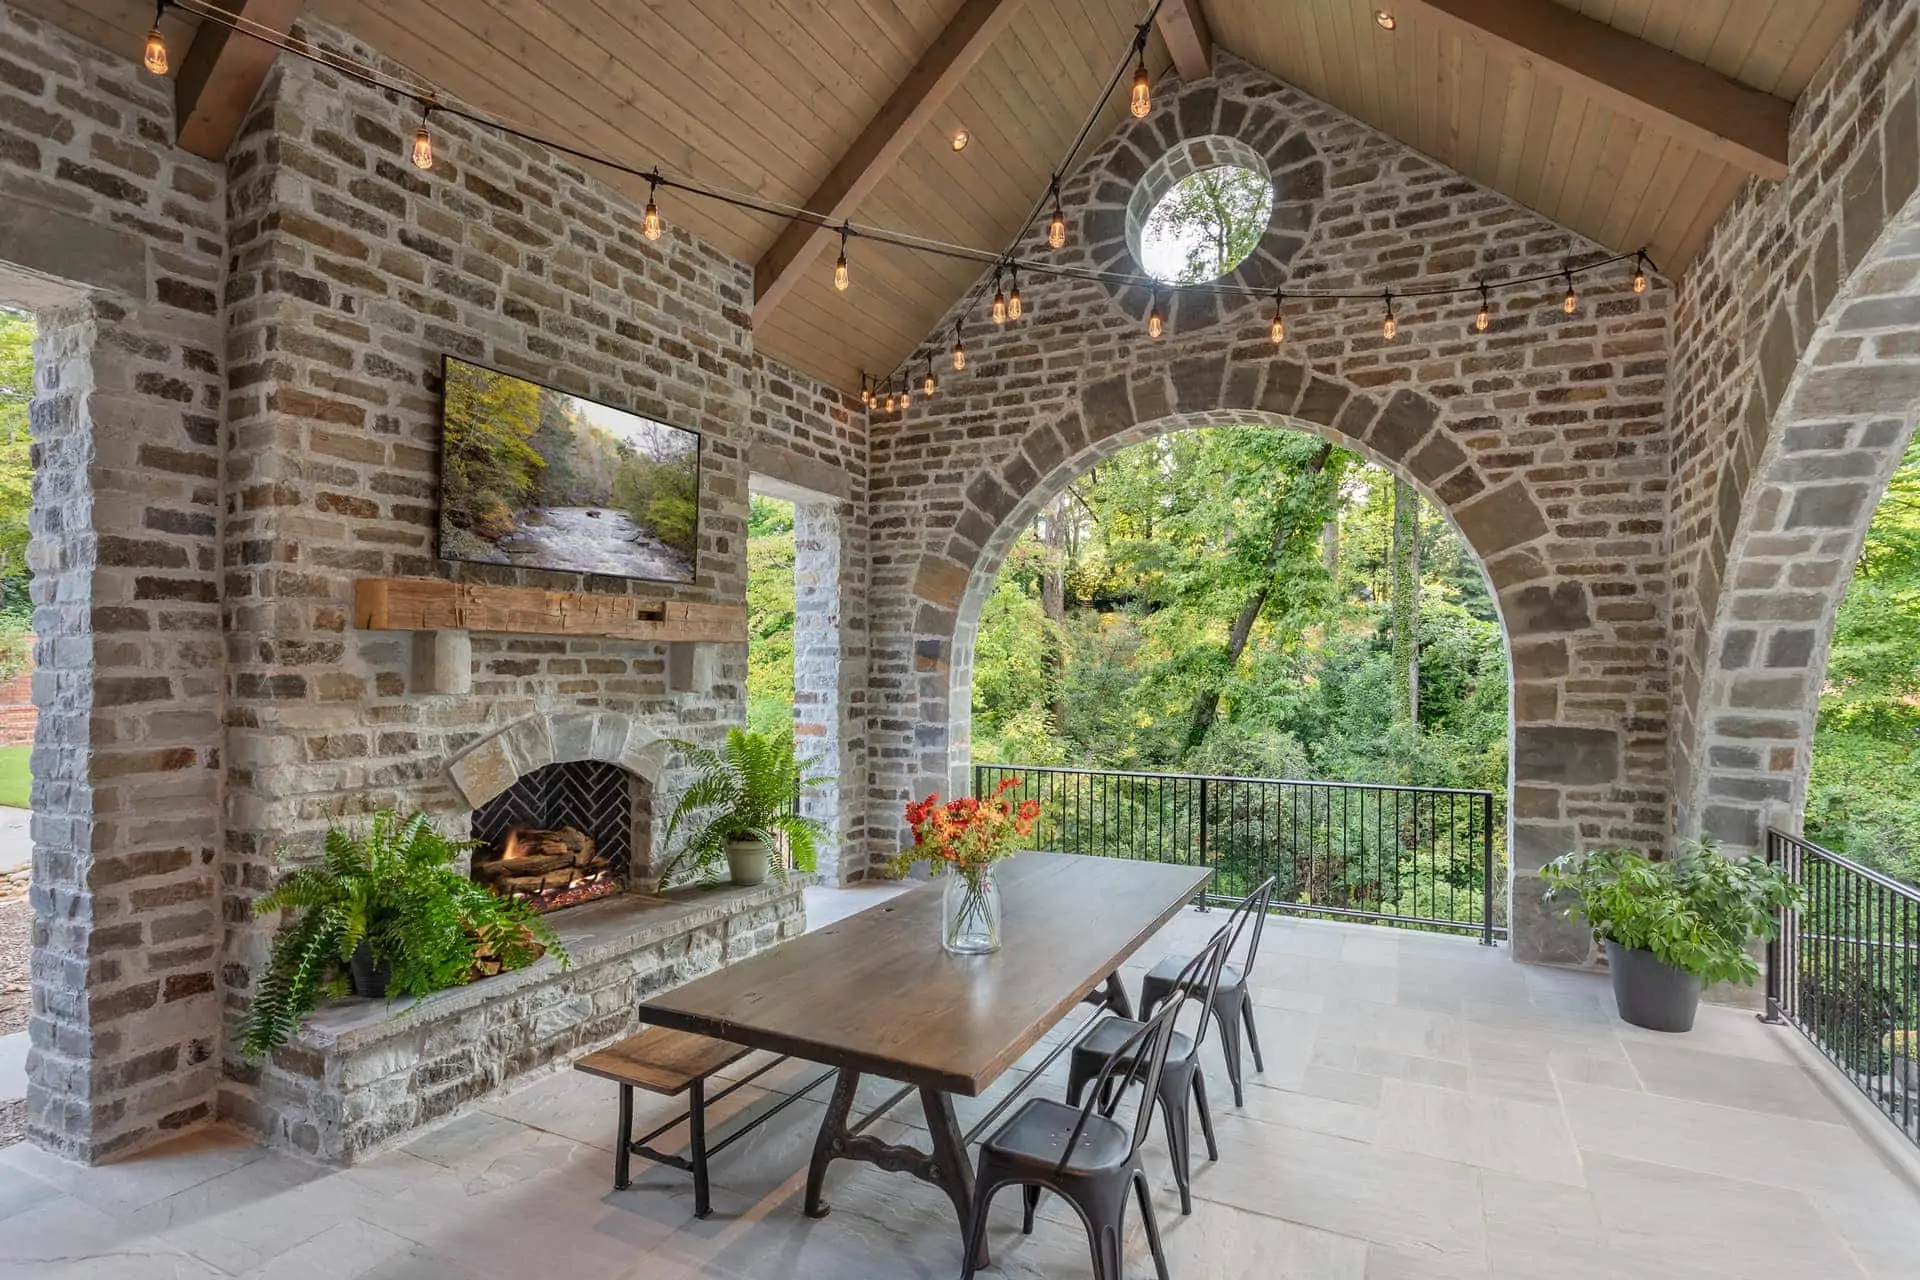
[0,744,28,809]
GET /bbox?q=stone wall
[865,57,1675,964]
[0,1,227,1162]
[1669,0,1920,847]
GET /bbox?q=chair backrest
[1181,923,1234,1052]
[1224,874,1278,975]
[1058,930,1230,1173]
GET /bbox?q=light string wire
[166,0,1658,403]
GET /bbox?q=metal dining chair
[960,939,1225,1280]
[1063,923,1231,1215]
[1137,875,1277,1106]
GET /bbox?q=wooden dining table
[636,851,1211,1258]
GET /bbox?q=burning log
[472,824,614,910]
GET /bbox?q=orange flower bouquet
[894,778,1041,954]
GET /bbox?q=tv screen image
[437,356,700,584]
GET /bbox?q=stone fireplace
[469,759,646,912]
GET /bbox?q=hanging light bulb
[991,270,1008,325]
[143,3,169,75]
[1474,282,1490,333]
[1047,179,1067,251]
[834,227,851,292]
[1147,294,1165,339]
[642,171,664,241]
[923,355,937,399]
[1129,46,1152,118]
[1381,292,1397,341]
[884,384,896,413]
[1562,268,1577,315]
[952,323,967,372]
[860,373,872,409]
[1007,266,1023,321]
[410,109,435,171]
[1631,250,1649,294]
[1270,290,1285,345]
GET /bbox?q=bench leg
[688,1077,712,1219]
[615,1083,633,1191]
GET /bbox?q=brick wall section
[0,659,35,746]
[866,58,1675,964]
[1668,0,1920,847]
[0,1,227,1161]
[212,27,866,1132]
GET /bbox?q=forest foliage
[0,309,32,680]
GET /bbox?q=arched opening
[964,421,1510,937]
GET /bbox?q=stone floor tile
[0,1189,139,1272]
[0,1157,59,1224]
[1363,1243,1493,1279]
[41,1240,229,1280]
[234,1219,415,1280]
[1621,1039,1848,1122]
[1374,1079,1585,1184]
[0,1126,265,1217]
[156,1163,390,1275]
[1319,1000,1473,1065]
[1233,1076,1381,1144]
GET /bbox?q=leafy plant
[240,810,567,1058]
[1540,839,1804,986]
[656,727,829,886]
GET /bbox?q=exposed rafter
[1400,0,1790,179]
[175,0,307,160]
[1154,0,1212,83]
[751,0,1026,326]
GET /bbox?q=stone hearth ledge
[235,877,810,1163]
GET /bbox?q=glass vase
[942,865,1001,955]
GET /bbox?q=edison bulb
[143,26,168,75]
[411,125,434,171]
[642,198,663,241]
[1130,65,1151,118]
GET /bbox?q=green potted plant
[1541,838,1803,1032]
[240,810,567,1057]
[657,727,828,887]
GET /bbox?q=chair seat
[1077,1015,1197,1069]
[1147,954,1244,992]
[982,1097,1135,1175]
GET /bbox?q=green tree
[1142,166,1273,282]
[0,309,32,586]
[746,496,796,737]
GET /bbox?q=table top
[636,852,1211,1095]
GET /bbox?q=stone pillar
[793,499,854,880]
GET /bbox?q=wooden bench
[575,1027,832,1217]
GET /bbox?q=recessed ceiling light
[1374,10,1397,30]
[951,128,970,152]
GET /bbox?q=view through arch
[956,419,1511,940]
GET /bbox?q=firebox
[470,759,643,912]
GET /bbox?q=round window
[1137,165,1274,284]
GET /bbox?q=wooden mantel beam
[751,0,1026,326]
[1400,0,1789,179]
[1154,0,1212,84]
[175,0,307,160]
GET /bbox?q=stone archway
[1682,182,1920,848]
[906,358,1618,964]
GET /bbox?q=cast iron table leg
[920,1087,985,1268]
[804,1067,860,1218]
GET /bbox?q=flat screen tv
[437,356,700,584]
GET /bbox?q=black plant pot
[348,939,391,999]
[1605,939,1701,1033]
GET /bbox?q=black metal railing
[1766,829,1920,1147]
[974,764,1503,943]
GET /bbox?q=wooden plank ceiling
[23,0,1860,394]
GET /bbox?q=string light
[143,2,169,75]
[991,269,1008,325]
[923,355,937,399]
[834,226,850,292]
[952,323,966,372]
[1632,251,1649,294]
[1381,292,1397,341]
[1047,178,1067,250]
[1007,265,1023,321]
[1270,290,1285,345]
[642,170,664,241]
[860,373,872,408]
[884,382,896,413]
[1129,35,1151,118]
[410,107,434,170]
[1474,282,1490,333]
[1561,268,1577,315]
[1147,293,1165,338]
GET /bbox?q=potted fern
[1541,838,1802,1032]
[240,810,567,1058]
[657,727,828,888]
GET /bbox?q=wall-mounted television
[437,356,700,585]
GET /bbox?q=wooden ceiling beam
[751,0,1026,327]
[1154,0,1212,83]
[175,0,307,161]
[1399,0,1789,179]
